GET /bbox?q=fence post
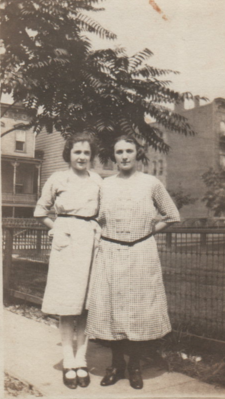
[166,232,172,249]
[3,228,13,302]
[200,232,207,250]
[36,230,42,252]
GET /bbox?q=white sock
[63,345,76,369]
[64,369,76,379]
[76,368,88,377]
[74,345,87,368]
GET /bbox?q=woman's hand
[38,217,54,240]
[48,229,54,239]
[152,221,168,235]
[153,221,177,235]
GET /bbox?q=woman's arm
[38,216,54,230]
[34,173,57,219]
[152,179,180,235]
[153,220,176,235]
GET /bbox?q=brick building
[147,97,225,218]
[1,103,42,217]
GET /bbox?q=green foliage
[202,167,225,216]
[0,0,206,162]
[169,184,197,210]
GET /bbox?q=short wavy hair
[110,135,145,162]
[63,132,97,163]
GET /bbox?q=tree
[202,167,225,216]
[169,184,197,210]
[0,0,206,162]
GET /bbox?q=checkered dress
[86,172,180,341]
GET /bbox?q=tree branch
[0,101,19,118]
[1,122,34,137]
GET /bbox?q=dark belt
[58,214,98,222]
[101,232,153,247]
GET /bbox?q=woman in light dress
[86,135,180,390]
[34,133,101,389]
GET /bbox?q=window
[158,160,163,175]
[15,184,23,194]
[15,131,26,152]
[15,141,24,151]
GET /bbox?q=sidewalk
[3,309,225,398]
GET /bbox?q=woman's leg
[128,341,141,369]
[59,315,76,369]
[74,311,90,387]
[111,340,126,370]
[100,341,126,386]
[127,341,143,390]
[74,311,89,369]
[59,315,77,388]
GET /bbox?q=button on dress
[86,172,180,341]
[34,169,102,316]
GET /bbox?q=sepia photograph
[1,0,225,398]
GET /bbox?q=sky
[1,0,225,105]
[86,0,225,105]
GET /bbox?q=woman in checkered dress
[86,136,180,389]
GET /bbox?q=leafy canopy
[0,0,206,162]
[202,167,225,216]
[169,184,197,210]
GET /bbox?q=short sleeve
[34,174,57,217]
[153,180,180,223]
[89,170,103,187]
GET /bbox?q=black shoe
[128,367,143,389]
[63,368,77,389]
[76,367,90,388]
[100,367,125,386]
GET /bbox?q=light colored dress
[34,169,102,315]
[86,172,180,341]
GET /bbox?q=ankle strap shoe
[76,367,90,388]
[63,368,77,389]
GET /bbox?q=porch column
[11,161,19,195]
[35,164,41,199]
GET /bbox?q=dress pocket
[52,230,71,251]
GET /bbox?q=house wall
[166,102,214,217]
[35,128,68,188]
[1,106,35,158]
[164,98,225,218]
[1,104,41,216]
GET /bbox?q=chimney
[174,99,185,113]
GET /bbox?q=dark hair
[110,135,145,162]
[63,132,97,163]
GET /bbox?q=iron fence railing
[156,230,225,340]
[2,219,225,341]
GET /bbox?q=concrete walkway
[3,309,225,398]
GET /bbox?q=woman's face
[114,140,137,173]
[70,141,91,172]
